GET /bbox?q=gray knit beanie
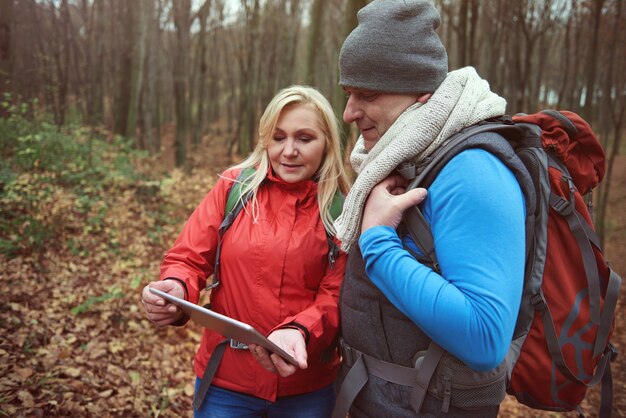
[339,0,448,94]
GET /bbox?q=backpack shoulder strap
[225,167,256,215]
[207,167,256,291]
[402,120,537,271]
[325,190,345,269]
[329,189,344,221]
[392,121,541,414]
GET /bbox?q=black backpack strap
[390,121,537,415]
[194,338,229,410]
[402,206,440,273]
[333,339,445,418]
[401,120,530,272]
[599,344,618,418]
[194,337,252,410]
[333,340,368,418]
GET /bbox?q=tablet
[149,288,298,366]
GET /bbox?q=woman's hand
[362,175,427,233]
[249,328,308,377]
[141,280,185,327]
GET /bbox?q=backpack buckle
[530,293,546,310]
[551,195,574,216]
[206,280,220,290]
[339,338,356,366]
[608,343,618,362]
[229,339,249,350]
[397,162,416,180]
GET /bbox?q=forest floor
[1,125,625,417]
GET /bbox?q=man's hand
[141,280,185,327]
[249,328,308,377]
[362,175,427,233]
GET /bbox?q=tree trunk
[305,0,323,85]
[236,0,260,157]
[457,0,468,67]
[128,0,149,148]
[114,1,134,136]
[556,0,574,109]
[581,0,605,123]
[0,0,14,104]
[83,0,105,127]
[595,0,624,246]
[142,0,159,154]
[172,0,192,168]
[192,0,211,147]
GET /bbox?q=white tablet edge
[148,287,298,366]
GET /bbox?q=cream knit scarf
[335,67,507,252]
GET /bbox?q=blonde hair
[230,85,351,235]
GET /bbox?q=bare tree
[113,1,136,136]
[78,0,104,127]
[206,0,226,127]
[0,0,14,103]
[233,0,260,157]
[581,0,606,122]
[172,0,192,167]
[555,0,577,109]
[142,0,162,154]
[595,0,625,245]
[126,0,151,148]
[439,0,479,69]
[513,0,555,111]
[306,0,324,85]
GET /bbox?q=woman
[142,85,351,418]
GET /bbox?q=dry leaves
[0,160,218,417]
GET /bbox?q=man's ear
[417,93,432,104]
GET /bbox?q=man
[332,1,526,417]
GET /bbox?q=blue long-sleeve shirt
[359,148,525,371]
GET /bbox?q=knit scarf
[335,66,507,252]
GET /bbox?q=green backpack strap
[225,167,256,215]
[326,190,344,268]
[208,168,256,291]
[328,189,344,222]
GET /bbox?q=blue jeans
[193,379,335,418]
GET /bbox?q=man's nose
[343,96,361,124]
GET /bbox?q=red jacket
[160,168,346,401]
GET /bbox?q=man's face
[343,88,420,151]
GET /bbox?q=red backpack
[402,110,621,416]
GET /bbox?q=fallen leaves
[0,170,216,417]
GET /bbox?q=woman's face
[267,104,327,183]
